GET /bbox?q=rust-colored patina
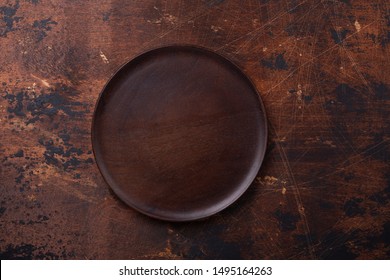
[0,0,389,259]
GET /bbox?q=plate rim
[91,44,268,222]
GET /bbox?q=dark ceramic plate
[92,45,267,221]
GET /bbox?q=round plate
[92,45,267,221]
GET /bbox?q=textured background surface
[0,0,389,259]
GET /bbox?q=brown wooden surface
[0,0,389,259]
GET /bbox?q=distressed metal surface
[0,0,389,259]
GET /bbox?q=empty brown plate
[92,45,267,221]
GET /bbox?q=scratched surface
[0,0,389,259]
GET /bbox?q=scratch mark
[31,74,50,87]
[141,2,214,49]
[270,123,316,258]
[321,1,377,99]
[99,50,109,64]
[263,20,378,97]
[216,0,311,53]
[324,140,337,148]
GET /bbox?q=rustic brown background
[0,0,389,259]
